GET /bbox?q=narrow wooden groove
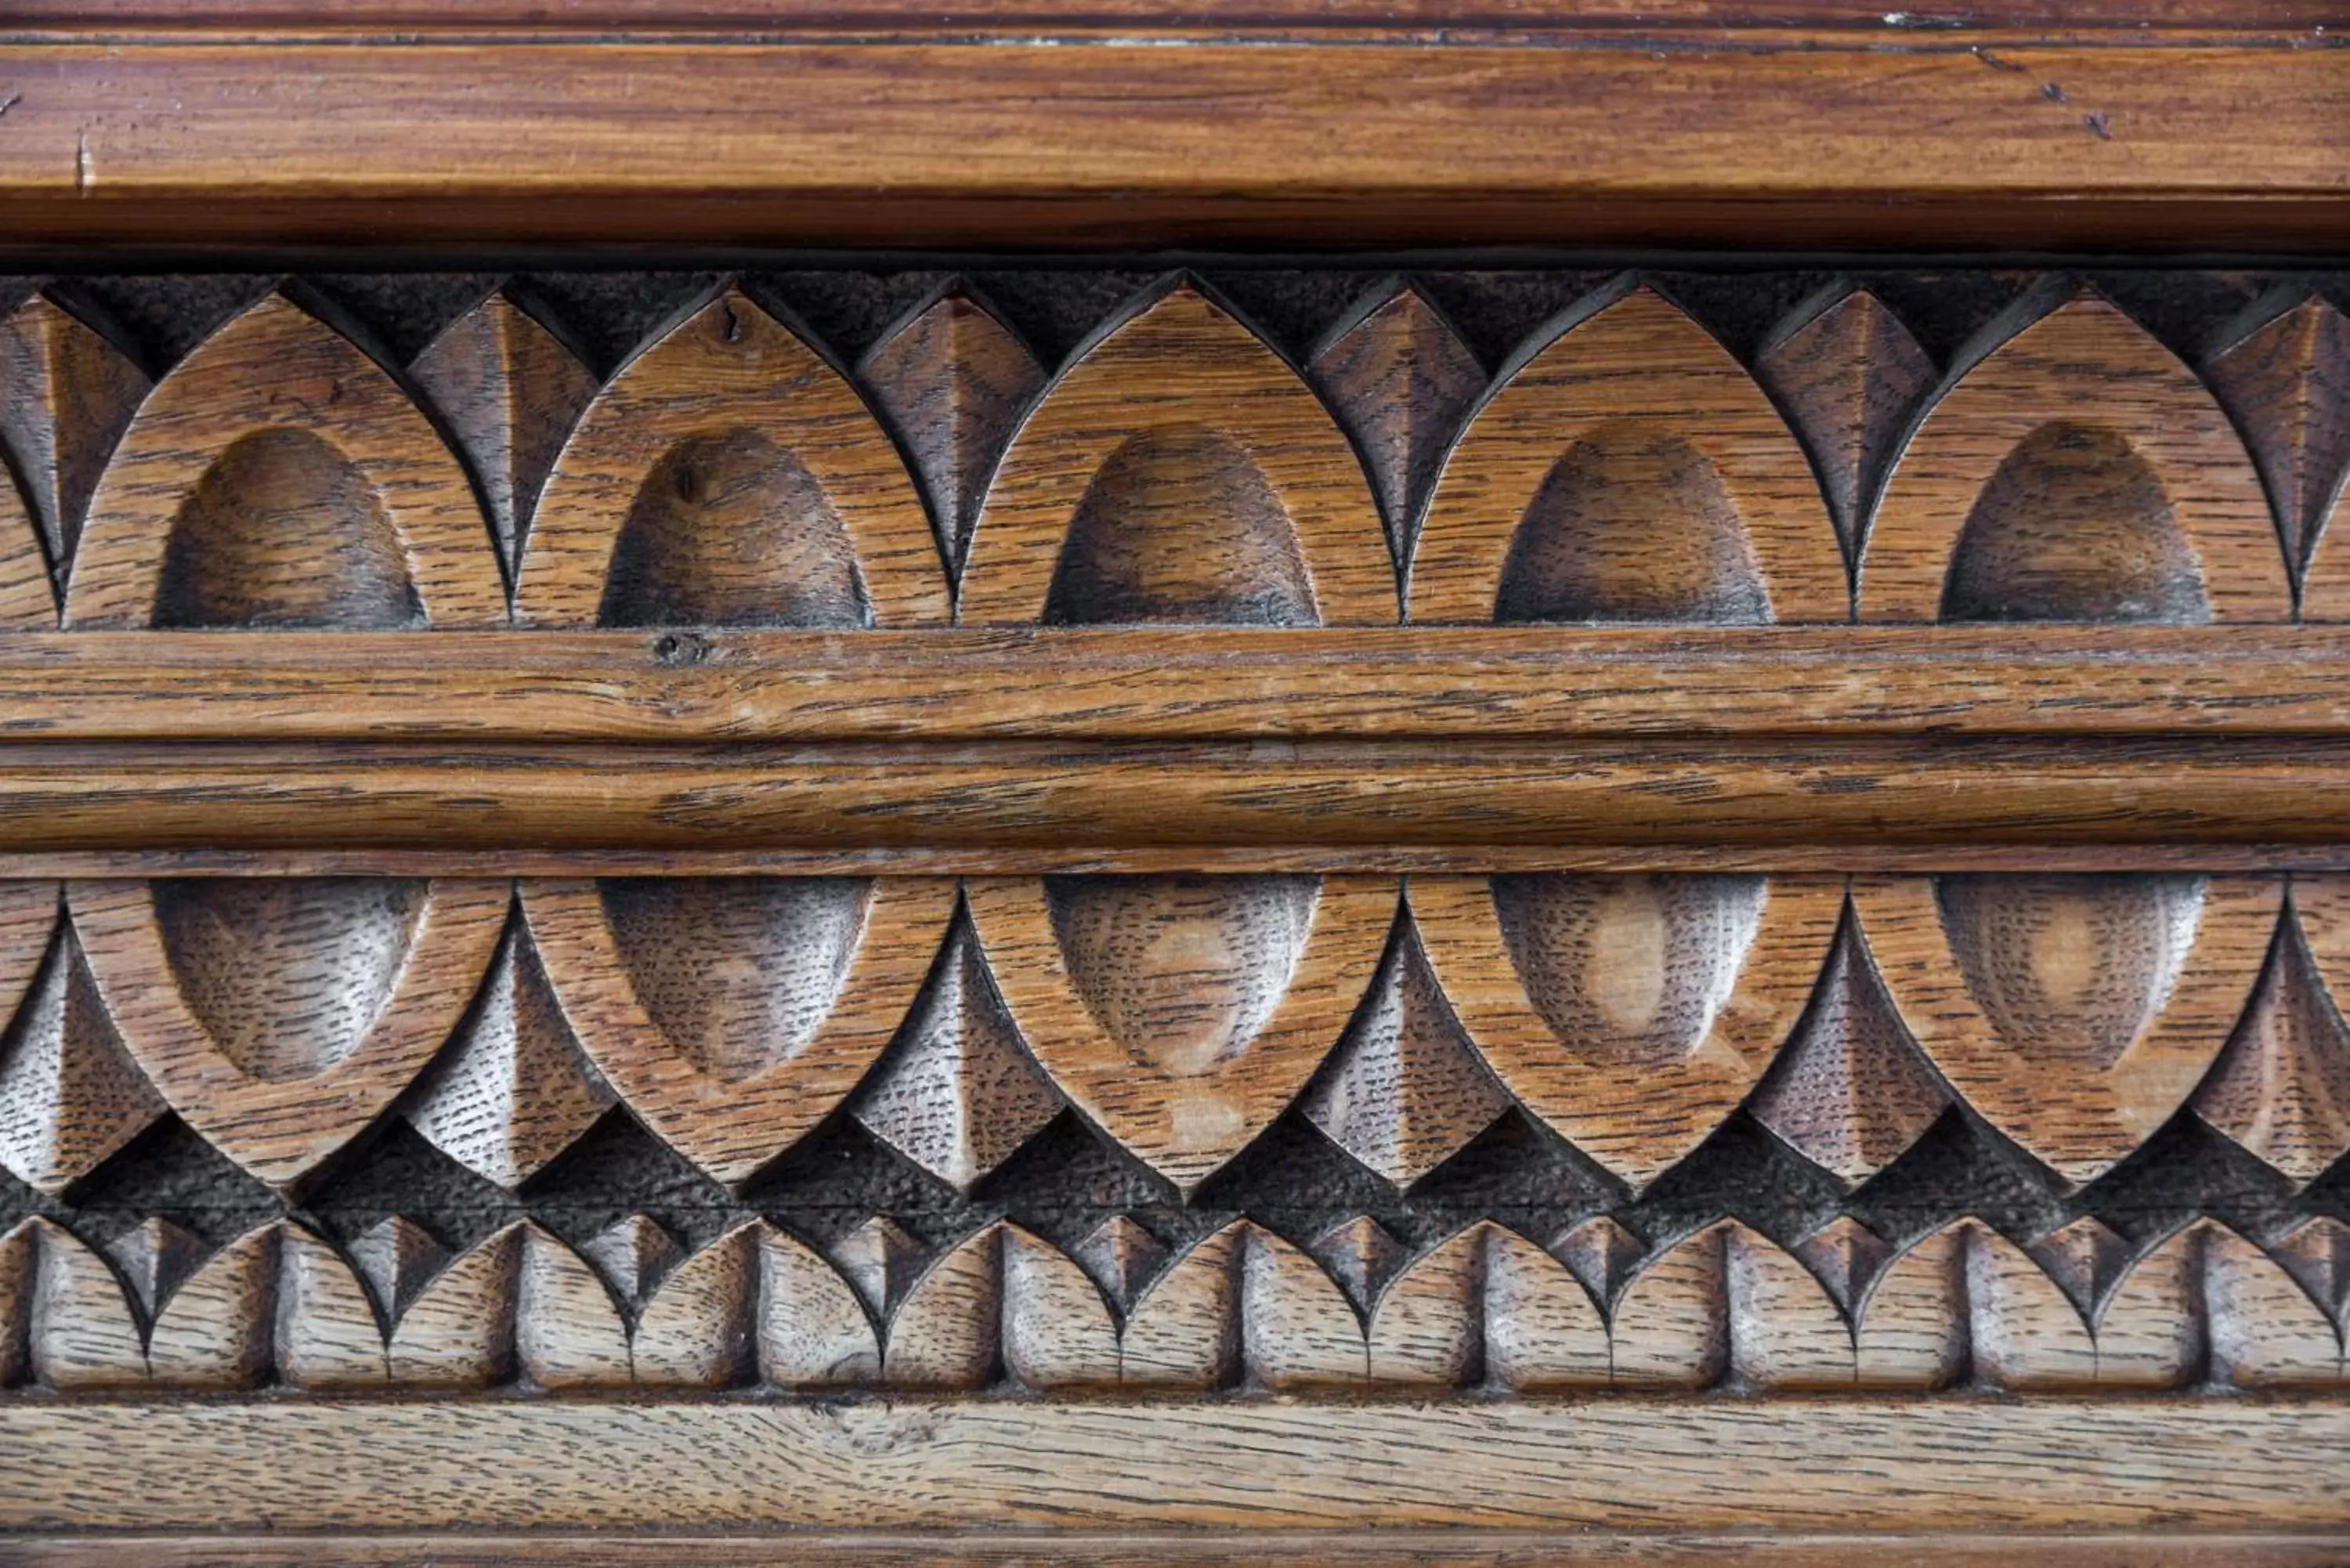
[10,628,2350,740]
[0,739,2344,851]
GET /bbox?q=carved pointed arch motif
[522,877,958,1186]
[64,877,510,1189]
[1412,286,1848,625]
[965,873,1396,1194]
[959,282,1395,626]
[1864,294,2288,623]
[65,293,505,630]
[515,287,948,628]
[1852,875,2283,1186]
[1412,873,1843,1190]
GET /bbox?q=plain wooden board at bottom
[0,1400,2344,1534]
[5,1531,2350,1567]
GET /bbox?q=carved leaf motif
[856,288,1046,576]
[402,905,614,1190]
[1853,874,2280,1186]
[67,878,510,1189]
[67,293,504,630]
[2205,296,2350,583]
[1307,283,1484,563]
[1413,285,1846,626]
[2195,878,2350,1186]
[1748,912,1952,1187]
[525,876,957,1186]
[1414,873,1843,1190]
[0,293,149,597]
[1299,905,1509,1187]
[848,909,1061,1193]
[1864,294,2286,623]
[1754,287,1934,559]
[516,286,945,629]
[966,874,1395,1194]
[0,911,167,1197]
[960,281,1394,626]
[410,290,600,573]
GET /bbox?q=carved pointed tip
[2029,1216,2128,1313]
[1072,1214,1168,1310]
[1309,1215,1403,1310]
[848,923,1061,1194]
[1749,928,1950,1188]
[103,1215,207,1316]
[1791,1214,1889,1311]
[580,1212,682,1306]
[1552,1214,1643,1302]
[829,1215,925,1321]
[2192,912,2350,1188]
[347,1216,448,1320]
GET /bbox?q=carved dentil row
[0,276,2342,630]
[2,873,2346,1209]
[4,1204,2345,1394]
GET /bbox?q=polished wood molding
[0,35,2341,249]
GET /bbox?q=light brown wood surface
[0,1400,2346,1531]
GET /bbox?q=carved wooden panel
[3,262,2350,1555]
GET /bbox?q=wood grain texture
[16,627,2350,742]
[522,876,956,1183]
[516,287,946,630]
[1853,873,2282,1184]
[1864,294,2289,624]
[0,739,2345,854]
[1414,287,1846,626]
[65,294,505,632]
[966,873,1394,1190]
[9,1532,2350,1568]
[962,283,1393,627]
[1414,873,1842,1187]
[63,876,508,1187]
[2,1400,2349,1530]
[0,42,2344,249]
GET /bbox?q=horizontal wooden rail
[0,35,2341,247]
[0,737,2341,861]
[1,1400,2341,1534]
[5,627,2350,740]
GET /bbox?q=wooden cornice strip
[2,1400,2345,1533]
[0,738,2346,851]
[0,38,2341,247]
[7,627,2350,740]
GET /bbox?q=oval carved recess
[524,876,957,1186]
[1852,874,2282,1186]
[65,293,506,630]
[515,287,946,629]
[965,873,1396,1194]
[958,281,1395,627]
[1412,873,1844,1190]
[65,877,509,1189]
[1411,286,1847,626]
[1864,294,2287,623]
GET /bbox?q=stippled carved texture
[0,268,2340,630]
[0,871,2345,1396]
[0,265,2346,1401]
